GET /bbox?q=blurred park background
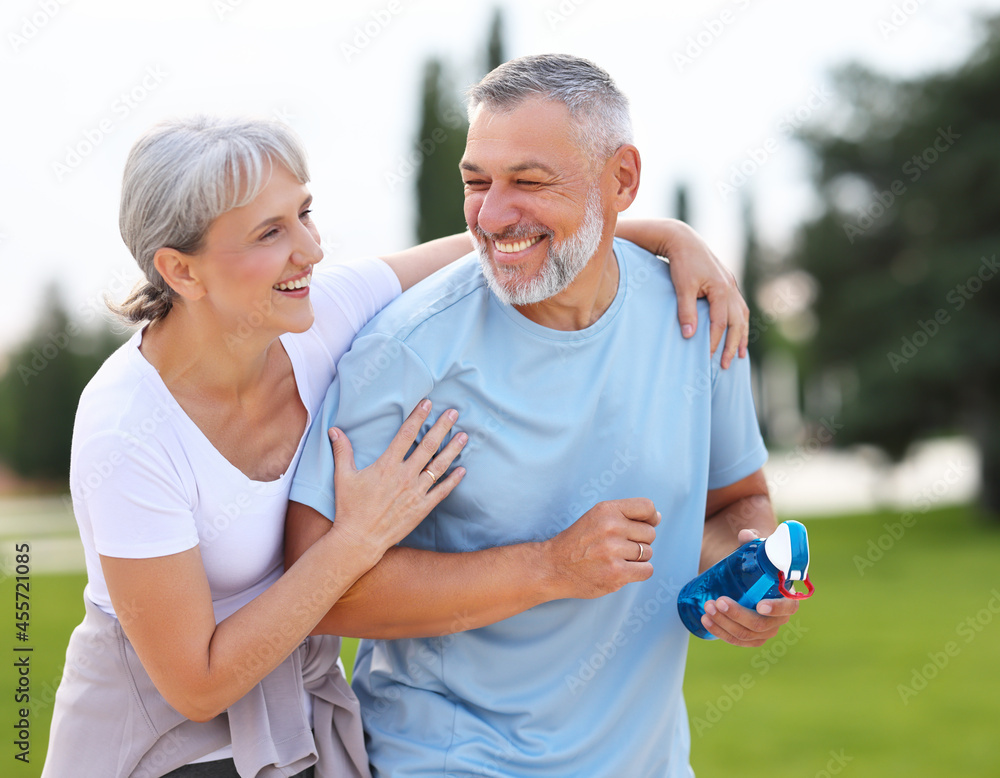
[1,0,999,775]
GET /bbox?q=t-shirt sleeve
[706,343,768,490]
[74,430,198,558]
[309,257,402,352]
[289,332,435,521]
[286,257,403,410]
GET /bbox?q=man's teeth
[274,272,311,291]
[494,236,542,254]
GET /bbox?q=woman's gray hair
[112,115,310,325]
[466,53,634,163]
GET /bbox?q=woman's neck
[139,306,280,403]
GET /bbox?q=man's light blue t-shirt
[290,239,767,777]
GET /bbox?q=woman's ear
[153,247,206,301]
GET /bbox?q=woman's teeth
[274,271,311,291]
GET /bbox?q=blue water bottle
[677,520,815,640]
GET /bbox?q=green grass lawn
[684,505,1000,777]
[3,504,998,776]
[0,571,86,776]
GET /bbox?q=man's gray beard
[474,187,605,307]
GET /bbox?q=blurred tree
[0,285,123,483]
[740,191,808,447]
[414,58,469,244]
[790,17,1000,515]
[414,8,506,244]
[485,7,505,73]
[672,183,690,226]
[739,192,772,442]
[740,193,767,366]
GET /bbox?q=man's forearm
[314,543,556,639]
[700,494,776,574]
[286,497,563,639]
[286,498,656,639]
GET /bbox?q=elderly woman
[42,116,748,778]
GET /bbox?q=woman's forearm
[315,543,555,639]
[105,524,385,723]
[615,217,693,258]
[379,232,476,291]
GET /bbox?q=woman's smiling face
[186,161,325,340]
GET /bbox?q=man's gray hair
[466,53,634,162]
[113,115,310,324]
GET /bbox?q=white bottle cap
[763,520,810,581]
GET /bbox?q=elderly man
[287,54,797,777]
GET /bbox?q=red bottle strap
[778,571,815,600]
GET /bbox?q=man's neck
[514,239,619,331]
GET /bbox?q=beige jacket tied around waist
[42,594,371,778]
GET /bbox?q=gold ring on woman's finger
[421,468,438,484]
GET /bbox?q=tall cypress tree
[413,58,469,244]
[414,9,506,244]
[485,8,505,73]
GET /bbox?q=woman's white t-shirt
[69,257,400,622]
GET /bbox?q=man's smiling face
[460,97,608,306]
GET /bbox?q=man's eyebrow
[459,161,558,176]
[507,161,558,176]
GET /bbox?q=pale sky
[1,0,995,354]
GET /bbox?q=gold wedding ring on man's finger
[634,542,646,562]
[421,468,438,484]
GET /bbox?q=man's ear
[153,247,206,301]
[607,144,641,213]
